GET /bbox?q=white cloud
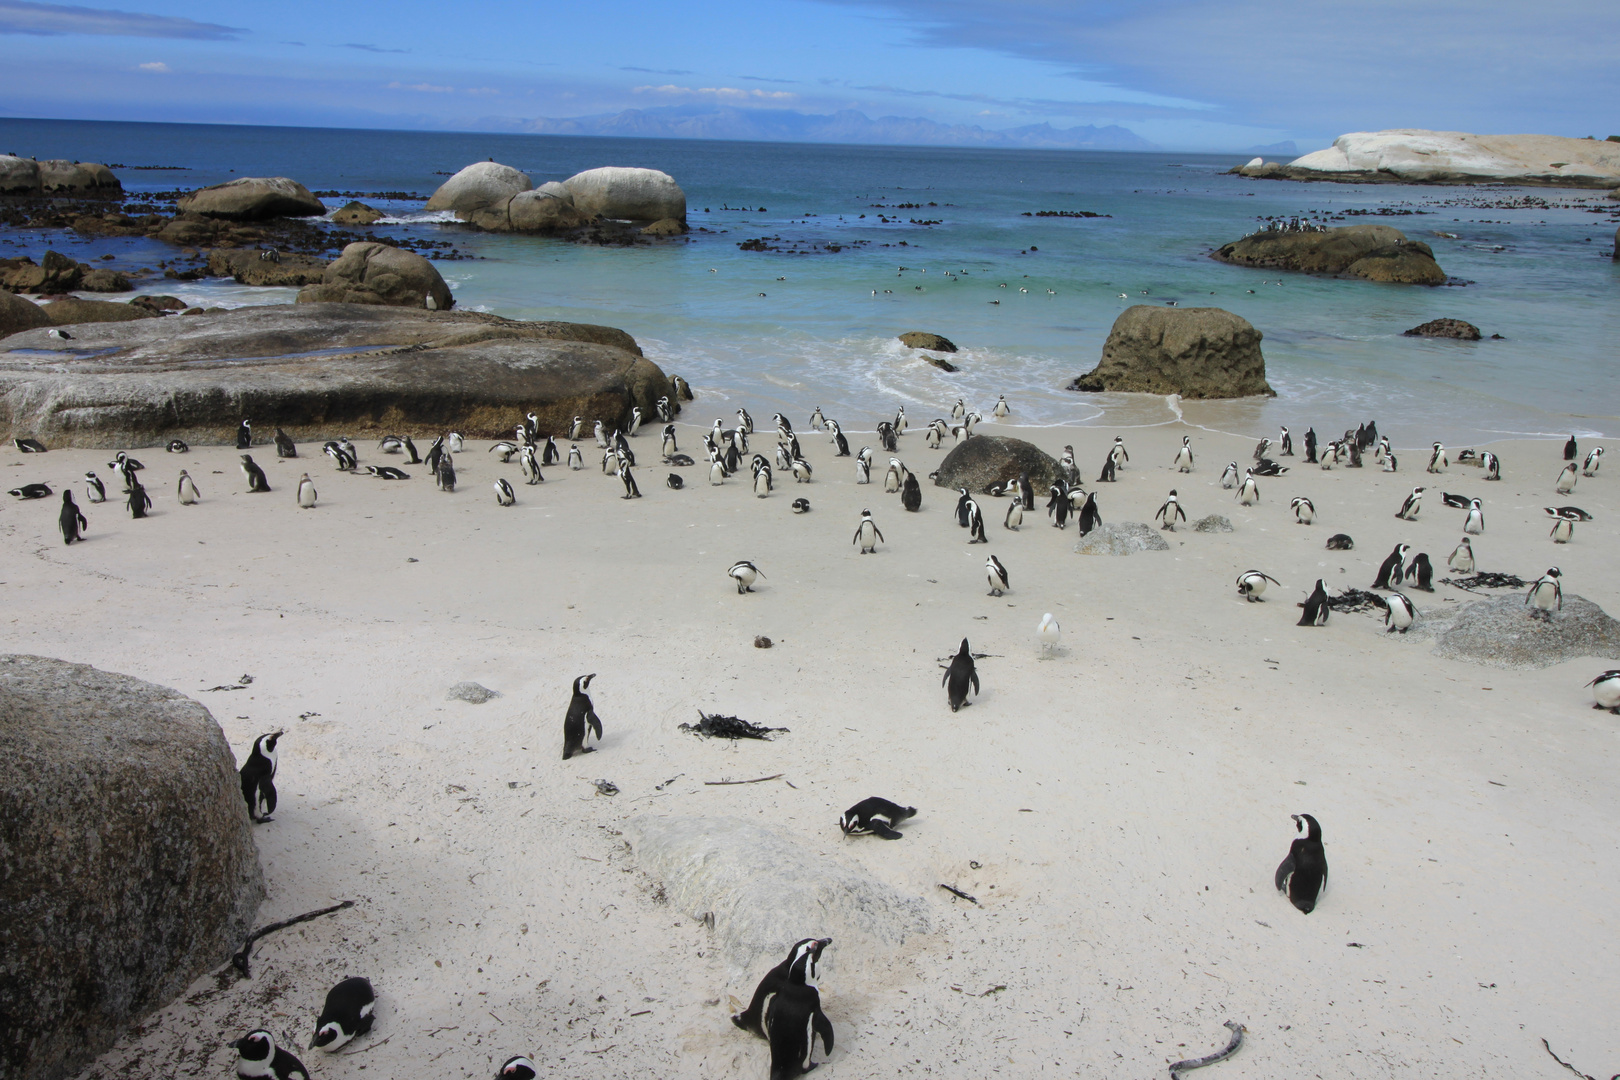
[387,80,455,94]
[634,84,796,102]
[136,60,168,72]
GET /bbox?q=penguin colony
[7,398,1613,1079]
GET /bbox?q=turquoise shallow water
[4,117,1618,446]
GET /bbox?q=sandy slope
[1,411,1615,1080]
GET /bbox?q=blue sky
[1,0,1614,150]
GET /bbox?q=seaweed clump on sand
[1441,572,1527,593]
[679,711,789,741]
[1326,588,1386,614]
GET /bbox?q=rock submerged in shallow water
[42,297,159,325]
[1069,306,1273,398]
[331,200,384,226]
[296,241,453,310]
[898,330,957,353]
[176,177,325,221]
[625,815,929,973]
[1192,514,1234,533]
[1433,594,1620,668]
[1074,521,1172,556]
[447,681,500,704]
[934,434,1059,492]
[1404,318,1481,340]
[1211,223,1445,285]
[0,654,263,1080]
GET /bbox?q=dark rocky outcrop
[2,250,84,294]
[42,298,159,325]
[1069,306,1273,398]
[0,654,263,1080]
[1433,594,1620,668]
[0,155,121,197]
[0,291,51,339]
[175,177,325,221]
[295,242,453,310]
[207,247,328,288]
[77,268,132,293]
[0,303,670,446]
[640,218,687,237]
[330,200,384,226]
[1211,224,1446,285]
[933,434,1059,492]
[424,161,532,214]
[1404,318,1481,340]
[898,330,957,352]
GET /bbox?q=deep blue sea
[4,117,1618,445]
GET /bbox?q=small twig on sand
[1541,1038,1605,1080]
[341,1034,393,1056]
[584,1044,617,1055]
[939,883,979,904]
[228,900,355,978]
[704,774,784,786]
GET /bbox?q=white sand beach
[3,412,1615,1079]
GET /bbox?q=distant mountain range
[509,105,1156,151]
[1244,140,1299,157]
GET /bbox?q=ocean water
[3,117,1618,446]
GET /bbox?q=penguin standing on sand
[1279,426,1293,456]
[436,454,457,492]
[1395,486,1424,520]
[310,977,375,1052]
[1155,490,1186,531]
[1174,436,1194,472]
[236,419,252,450]
[902,473,922,512]
[1555,462,1578,494]
[1002,498,1021,529]
[853,509,885,554]
[58,490,87,545]
[1078,491,1102,535]
[753,462,772,498]
[841,797,917,839]
[1236,470,1260,506]
[1382,592,1416,633]
[542,436,559,466]
[1550,515,1574,543]
[240,455,271,493]
[1448,537,1475,574]
[1047,484,1071,529]
[1564,435,1578,461]
[1236,570,1280,602]
[297,474,317,509]
[965,498,987,543]
[1464,498,1485,534]
[1289,495,1314,524]
[1220,462,1239,489]
[986,554,1010,596]
[275,428,297,458]
[1588,671,1620,713]
[84,472,106,503]
[763,963,832,1078]
[1373,543,1410,589]
[1298,579,1331,626]
[230,1030,307,1080]
[1526,567,1563,618]
[177,470,201,505]
[239,731,282,823]
[402,435,420,464]
[519,446,541,485]
[567,444,583,470]
[494,478,516,505]
[733,937,832,1037]
[620,465,642,499]
[1275,813,1328,913]
[562,674,603,760]
[126,477,152,518]
[728,560,764,594]
[942,638,979,712]
[1096,452,1116,484]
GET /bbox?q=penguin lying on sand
[310,976,375,1051]
[840,797,917,840]
[230,1030,307,1080]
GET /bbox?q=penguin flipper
[259,777,277,819]
[813,1008,835,1054]
[969,670,979,696]
[871,822,903,840]
[1274,853,1295,893]
[587,710,603,742]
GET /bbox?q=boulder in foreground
[563,167,685,222]
[424,161,533,214]
[42,298,159,325]
[934,434,1059,492]
[176,177,325,221]
[1069,306,1273,398]
[626,815,929,973]
[1211,224,1445,284]
[1249,130,1620,188]
[0,303,671,447]
[1433,594,1620,668]
[296,241,453,310]
[0,291,50,339]
[898,331,957,352]
[0,654,263,1080]
[1404,318,1481,340]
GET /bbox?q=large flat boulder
[0,304,671,447]
[38,160,121,197]
[0,655,263,1080]
[1075,522,1171,556]
[425,161,532,215]
[295,241,453,310]
[176,177,325,221]
[207,247,328,287]
[1278,130,1620,188]
[1211,224,1446,284]
[563,167,685,222]
[625,815,929,974]
[0,155,41,194]
[1433,594,1620,668]
[934,434,1059,492]
[42,298,159,326]
[1069,306,1273,398]
[0,291,50,340]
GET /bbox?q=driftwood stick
[938,883,979,904]
[229,900,355,977]
[704,774,784,786]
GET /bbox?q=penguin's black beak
[1291,814,1303,830]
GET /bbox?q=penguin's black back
[901,474,921,511]
[1298,584,1329,626]
[563,677,602,760]
[1276,830,1328,913]
[943,639,978,711]
[314,976,375,1042]
[765,982,833,1080]
[1410,553,1433,590]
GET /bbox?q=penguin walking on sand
[1526,567,1562,618]
[1096,452,1116,484]
[1279,426,1293,456]
[1395,486,1424,520]
[84,472,106,503]
[177,470,201,506]
[1564,435,1578,461]
[1109,436,1128,470]
[728,560,764,594]
[230,1030,308,1080]
[240,454,271,493]
[1373,543,1410,589]
[1156,490,1186,531]
[1555,462,1578,494]
[58,490,87,545]
[853,509,885,554]
[494,478,516,506]
[1587,671,1620,713]
[965,498,987,543]
[542,435,559,467]
[1382,592,1416,633]
[1427,442,1448,473]
[1220,462,1240,489]
[1047,484,1071,529]
[753,462,772,498]
[902,473,922,512]
[1298,579,1331,626]
[942,638,979,712]
[1236,570,1280,602]
[1077,491,1102,535]
[1275,813,1328,913]
[841,798,917,839]
[733,937,832,1037]
[310,977,375,1052]
[520,446,542,485]
[1303,427,1318,464]
[562,674,603,760]
[1002,498,1021,530]
[297,473,317,509]
[662,424,678,459]
[126,477,152,518]
[567,444,583,470]
[436,454,457,493]
[1289,495,1314,524]
[1174,436,1194,472]
[986,554,1010,596]
[1448,537,1475,574]
[763,976,834,1078]
[402,435,421,464]
[1236,470,1260,506]
[1463,498,1485,534]
[236,419,252,450]
[275,428,297,458]
[239,731,282,823]
[620,465,642,499]
[992,395,1009,418]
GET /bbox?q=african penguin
[310,976,375,1051]
[567,444,583,470]
[1373,544,1410,590]
[1563,435,1578,461]
[1555,463,1578,494]
[240,455,271,493]
[728,560,764,594]
[942,638,979,712]
[1325,533,1353,550]
[58,491,87,545]
[667,473,684,490]
[1588,670,1620,713]
[497,1057,537,1079]
[1526,567,1563,618]
[1427,442,1448,473]
[1395,486,1424,520]
[1077,491,1102,535]
[986,554,1009,596]
[1407,552,1433,591]
[992,395,1009,418]
[1298,579,1331,626]
[1002,498,1021,529]
[766,982,834,1080]
[732,937,831,1037]
[1448,537,1475,574]
[494,478,516,505]
[853,509,885,554]
[1382,592,1416,633]
[1279,426,1293,456]
[296,474,317,509]
[273,428,299,458]
[166,439,188,454]
[562,674,603,760]
[1236,570,1280,602]
[1275,813,1328,913]
[1156,490,1186,531]
[239,731,282,823]
[1550,515,1574,543]
[1480,450,1500,480]
[840,797,917,840]
[1463,499,1485,534]
[230,1030,308,1080]
[901,473,922,511]
[620,465,642,499]
[84,472,106,503]
[1174,436,1194,472]
[177,470,201,506]
[1289,495,1314,525]
[235,419,252,450]
[126,478,151,518]
[1236,471,1260,506]
[791,497,810,513]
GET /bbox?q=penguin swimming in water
[1289,495,1314,525]
[236,419,252,450]
[230,1030,308,1080]
[59,490,87,545]
[766,981,834,1080]
[1275,813,1328,914]
[1298,579,1331,626]
[986,554,1009,596]
[126,477,151,518]
[1155,489,1186,531]
[728,559,764,594]
[1373,543,1410,589]
[1325,533,1353,550]
[240,454,271,493]
[1447,537,1474,574]
[84,472,105,503]
[494,478,516,505]
[310,976,375,1052]
[853,508,885,553]
[840,797,917,840]
[992,395,1009,418]
[1382,592,1416,633]
[1236,570,1280,602]
[177,470,201,505]
[1588,670,1620,713]
[942,638,979,712]
[1174,436,1194,472]
[1395,486,1424,520]
[297,473,317,509]
[239,731,282,823]
[562,674,603,760]
[901,473,922,512]
[732,937,832,1038]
